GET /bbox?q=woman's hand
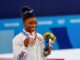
[43,48,51,57]
[24,38,35,47]
[29,38,35,46]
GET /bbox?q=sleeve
[41,35,45,51]
[12,36,28,60]
[39,34,51,57]
[39,34,49,59]
[37,34,45,55]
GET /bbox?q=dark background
[0,0,80,18]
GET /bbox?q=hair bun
[22,6,30,13]
[22,6,33,15]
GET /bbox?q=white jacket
[12,29,46,60]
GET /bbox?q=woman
[12,6,50,60]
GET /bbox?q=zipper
[35,40,38,60]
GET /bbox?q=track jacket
[12,29,46,60]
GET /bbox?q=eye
[28,21,37,25]
[35,21,37,24]
[29,22,33,24]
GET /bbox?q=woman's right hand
[24,38,35,47]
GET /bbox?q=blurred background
[0,0,80,60]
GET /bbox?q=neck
[24,28,32,35]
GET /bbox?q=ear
[23,20,27,26]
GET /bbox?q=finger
[29,40,35,46]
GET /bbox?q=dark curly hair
[22,6,35,21]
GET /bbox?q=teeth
[31,28,35,30]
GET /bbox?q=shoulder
[37,33,44,40]
[12,32,26,43]
[37,33,43,38]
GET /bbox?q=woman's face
[23,17,37,32]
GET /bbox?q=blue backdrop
[0,15,80,53]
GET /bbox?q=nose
[32,24,36,28]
